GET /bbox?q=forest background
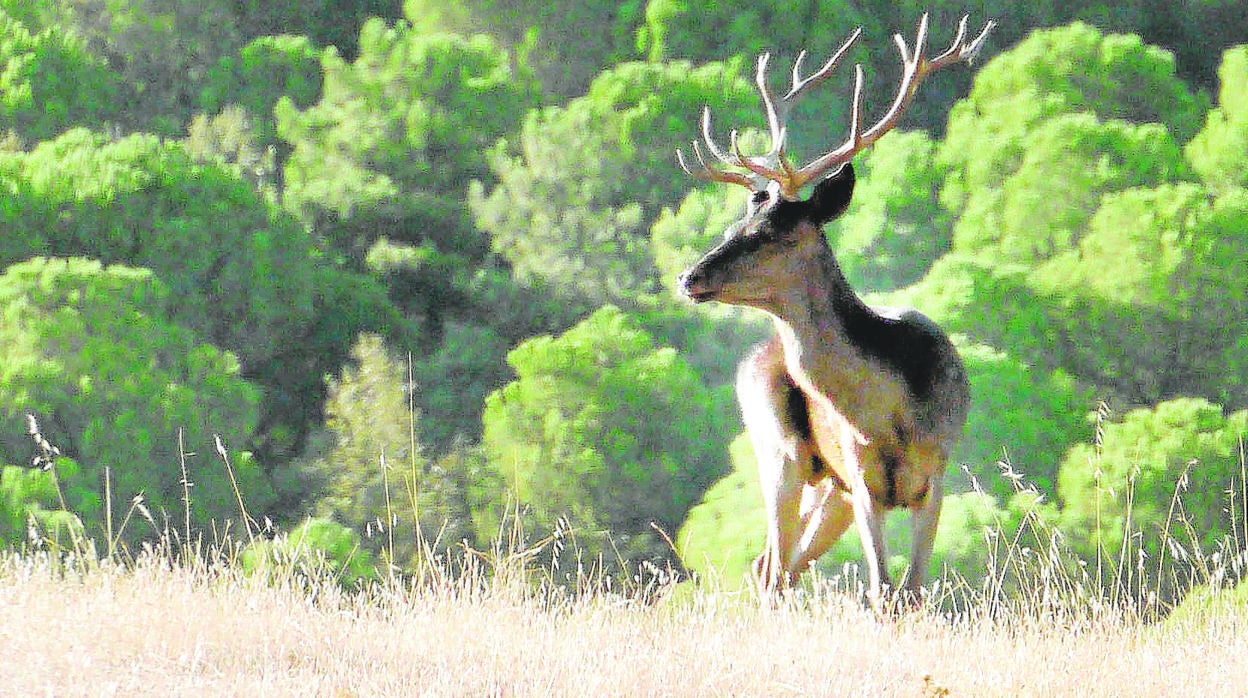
[2,0,1248,597]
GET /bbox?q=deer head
[676,14,993,310]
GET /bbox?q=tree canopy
[3,2,1248,597]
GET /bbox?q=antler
[678,14,994,200]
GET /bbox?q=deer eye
[750,190,770,206]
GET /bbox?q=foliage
[941,22,1205,263]
[472,60,756,302]
[1034,184,1248,405]
[0,128,406,465]
[1186,46,1248,193]
[1163,579,1248,631]
[0,9,123,143]
[241,517,379,587]
[234,0,402,59]
[1057,398,1248,566]
[278,22,539,348]
[184,106,278,195]
[408,322,511,452]
[0,129,318,369]
[402,0,644,98]
[0,462,80,545]
[832,131,952,292]
[278,23,537,237]
[676,433,766,584]
[37,0,245,135]
[308,334,476,566]
[956,342,1093,498]
[310,334,420,543]
[950,113,1189,265]
[200,35,324,120]
[0,258,270,542]
[197,34,325,180]
[482,306,733,565]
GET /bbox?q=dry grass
[7,418,1247,696]
[1,546,1246,698]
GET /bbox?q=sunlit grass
[2,529,1246,697]
[4,420,1248,695]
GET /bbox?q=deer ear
[807,163,855,224]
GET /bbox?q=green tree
[676,433,766,585]
[278,23,537,245]
[278,22,538,345]
[241,517,379,588]
[37,0,245,135]
[832,130,952,292]
[941,23,1205,263]
[481,306,733,565]
[1,129,317,368]
[0,460,82,546]
[950,113,1189,265]
[955,343,1093,497]
[200,35,324,122]
[196,34,325,196]
[235,0,401,59]
[471,60,756,303]
[0,258,270,543]
[305,333,480,565]
[1057,398,1248,574]
[1033,184,1248,405]
[402,0,643,98]
[0,9,122,142]
[1,128,405,467]
[1186,46,1248,193]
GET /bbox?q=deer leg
[751,440,806,600]
[738,341,814,602]
[791,482,855,575]
[844,446,891,609]
[904,473,944,598]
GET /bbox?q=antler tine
[677,141,756,189]
[785,28,862,102]
[754,53,785,155]
[961,17,996,64]
[848,64,865,150]
[700,106,735,164]
[914,12,931,64]
[675,146,699,177]
[793,14,992,189]
[931,14,969,65]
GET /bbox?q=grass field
[2,539,1246,698]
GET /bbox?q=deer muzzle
[677,265,718,303]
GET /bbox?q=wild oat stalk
[213,434,255,546]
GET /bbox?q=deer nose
[677,267,715,302]
[677,268,697,289]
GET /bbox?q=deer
[674,14,991,609]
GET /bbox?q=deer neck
[767,243,875,400]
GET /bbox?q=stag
[675,14,990,608]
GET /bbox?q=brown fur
[684,201,969,608]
